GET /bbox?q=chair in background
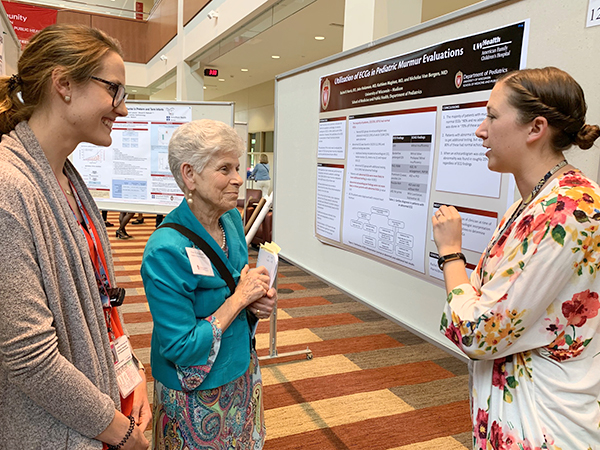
[239,189,262,224]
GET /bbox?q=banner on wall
[0,21,4,76]
[2,2,57,49]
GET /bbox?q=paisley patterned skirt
[152,352,265,450]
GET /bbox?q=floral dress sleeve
[176,316,223,392]
[441,174,600,360]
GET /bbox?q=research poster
[343,108,436,272]
[315,20,529,282]
[72,105,192,208]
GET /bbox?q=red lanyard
[59,178,118,340]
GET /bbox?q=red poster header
[2,2,57,49]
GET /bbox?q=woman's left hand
[131,372,152,431]
[248,288,277,320]
[432,205,463,255]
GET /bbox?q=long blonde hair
[0,24,122,135]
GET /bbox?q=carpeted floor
[107,213,472,449]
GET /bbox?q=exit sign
[204,68,218,77]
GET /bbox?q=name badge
[186,247,215,276]
[110,335,143,398]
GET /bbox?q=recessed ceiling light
[132,89,137,92]
[315,36,325,40]
[203,86,207,89]
[218,78,225,82]
[271,55,280,59]
[241,68,249,72]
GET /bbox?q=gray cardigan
[0,122,120,449]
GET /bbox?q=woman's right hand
[235,265,270,307]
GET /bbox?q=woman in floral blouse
[432,67,600,449]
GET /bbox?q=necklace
[64,186,74,196]
[520,159,568,208]
[218,222,226,250]
[480,159,567,273]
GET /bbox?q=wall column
[175,0,204,101]
[343,0,423,51]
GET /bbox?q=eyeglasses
[90,76,128,107]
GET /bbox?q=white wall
[210,79,274,133]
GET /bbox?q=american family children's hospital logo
[455,71,463,89]
[321,78,331,110]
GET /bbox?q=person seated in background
[250,153,271,197]
[141,119,276,449]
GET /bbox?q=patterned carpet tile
[277,296,332,308]
[255,328,323,350]
[257,334,402,362]
[277,286,344,300]
[116,280,145,288]
[389,436,469,450]
[115,269,144,276]
[277,282,307,291]
[255,313,362,333]
[123,294,151,304]
[265,389,414,439]
[312,320,406,340]
[431,356,470,376]
[121,303,149,313]
[346,343,451,369]
[389,375,470,410]
[129,333,151,348]
[263,400,471,450]
[261,354,361,386]
[124,321,153,335]
[263,360,455,410]
[282,302,371,318]
[123,311,153,323]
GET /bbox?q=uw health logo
[455,71,463,89]
[321,78,331,110]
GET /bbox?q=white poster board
[274,0,600,355]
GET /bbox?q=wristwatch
[437,252,467,270]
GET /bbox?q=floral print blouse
[441,170,600,450]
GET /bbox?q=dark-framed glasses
[90,76,128,107]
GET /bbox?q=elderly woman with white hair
[141,119,276,449]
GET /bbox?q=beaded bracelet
[108,415,135,450]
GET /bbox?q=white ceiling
[201,0,345,100]
[27,0,138,17]
[18,0,345,98]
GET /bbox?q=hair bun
[575,124,600,150]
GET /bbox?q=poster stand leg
[246,194,312,363]
[258,278,313,363]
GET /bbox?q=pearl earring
[64,95,71,102]
[187,191,194,205]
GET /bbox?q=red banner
[135,1,143,21]
[2,2,58,49]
